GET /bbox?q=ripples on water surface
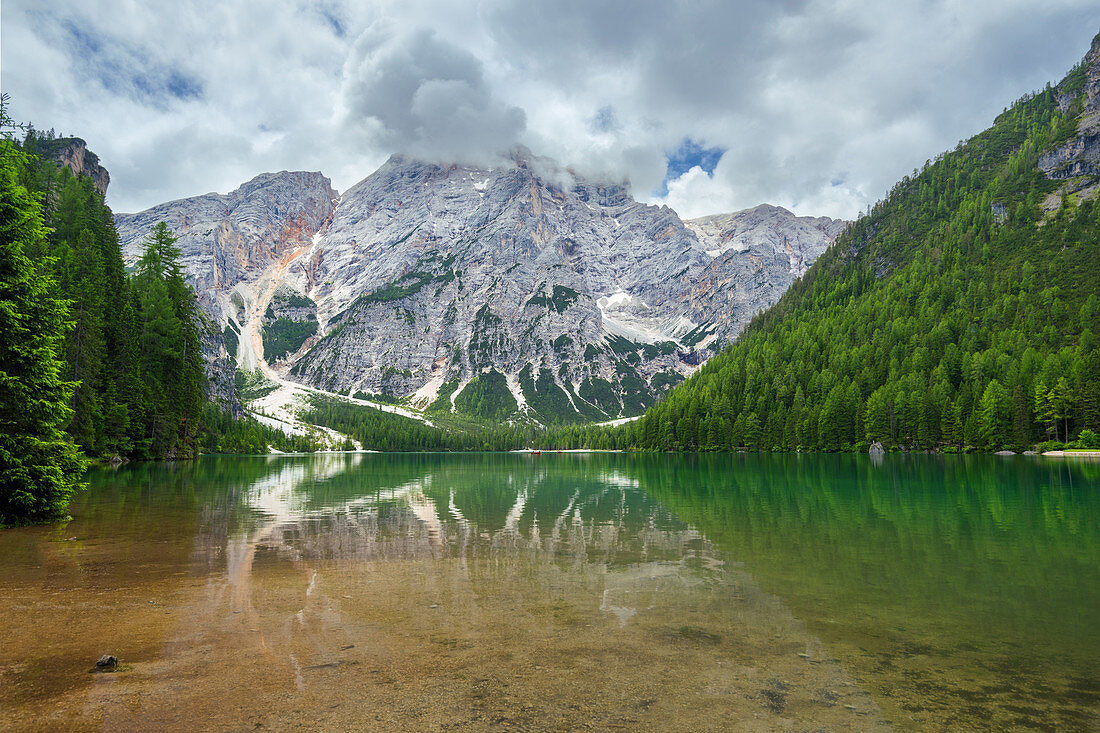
[1,453,1097,730]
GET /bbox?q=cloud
[663,166,735,221]
[338,24,525,164]
[28,10,204,107]
[2,0,1098,219]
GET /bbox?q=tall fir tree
[132,222,205,457]
[0,134,85,524]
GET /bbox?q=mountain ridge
[283,150,714,419]
[115,150,845,425]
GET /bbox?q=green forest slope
[625,49,1100,453]
[2,105,329,524]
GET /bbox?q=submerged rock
[93,654,118,672]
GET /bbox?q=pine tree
[1075,348,1100,432]
[138,273,183,455]
[0,136,85,524]
[66,227,106,452]
[131,222,205,457]
[978,379,1011,449]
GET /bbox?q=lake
[1,453,1097,731]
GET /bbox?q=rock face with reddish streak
[115,171,338,408]
[115,171,338,312]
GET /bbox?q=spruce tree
[66,227,106,452]
[0,137,85,525]
[132,222,204,457]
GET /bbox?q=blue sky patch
[660,138,725,196]
[43,12,203,107]
[315,4,347,38]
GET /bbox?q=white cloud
[664,167,732,221]
[2,0,1097,219]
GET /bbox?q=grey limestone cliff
[115,170,338,404]
[684,205,847,343]
[1039,33,1100,204]
[115,152,845,424]
[116,170,338,301]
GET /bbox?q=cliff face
[1039,33,1100,184]
[115,154,845,422]
[287,153,712,415]
[684,205,847,343]
[115,171,338,405]
[38,137,111,196]
[115,170,338,316]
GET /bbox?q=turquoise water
[2,452,1096,730]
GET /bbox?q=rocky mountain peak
[116,169,337,304]
[685,204,846,272]
[116,151,845,425]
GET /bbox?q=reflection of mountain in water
[220,455,711,605]
[71,453,894,730]
[67,453,1096,730]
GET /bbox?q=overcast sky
[3,1,1098,219]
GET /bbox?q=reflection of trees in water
[634,451,1100,730]
[75,453,1097,728]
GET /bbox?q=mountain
[623,34,1100,452]
[682,205,847,346]
[115,171,338,303]
[116,151,843,425]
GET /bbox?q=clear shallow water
[0,453,1096,730]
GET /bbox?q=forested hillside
[302,395,530,451]
[14,130,211,459]
[1,110,308,498]
[625,52,1100,453]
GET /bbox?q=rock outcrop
[1039,33,1100,183]
[684,205,847,343]
[38,137,111,196]
[116,171,338,300]
[115,171,338,404]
